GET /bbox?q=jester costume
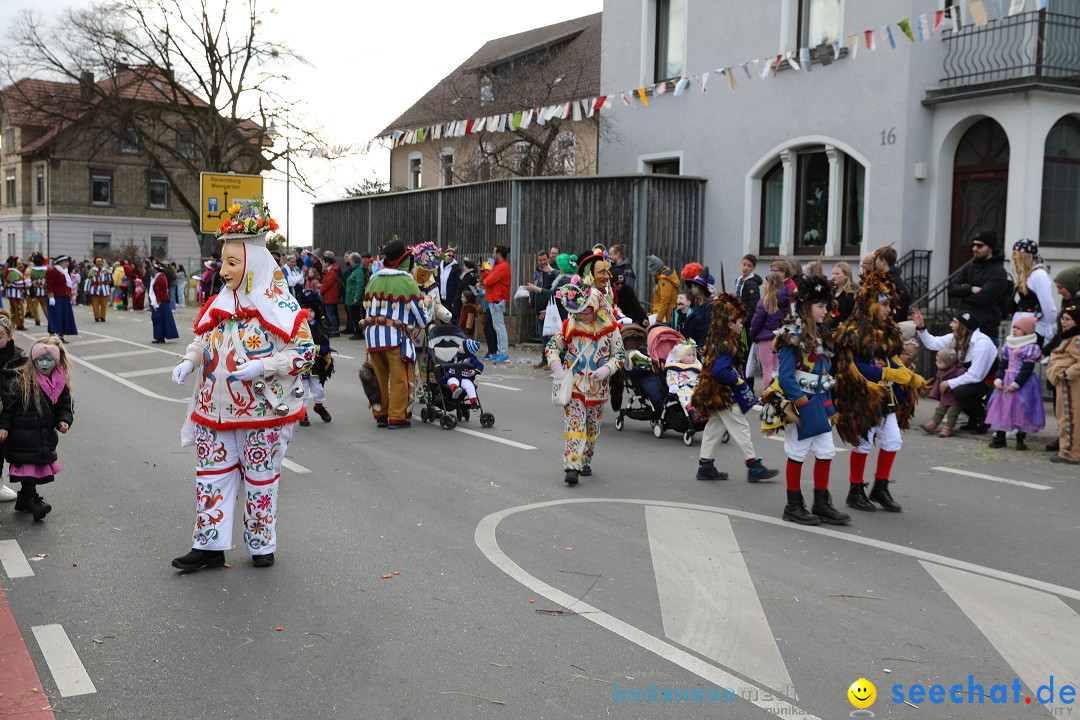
[691,293,777,483]
[172,212,315,572]
[833,270,925,513]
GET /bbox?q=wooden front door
[949,118,1010,274]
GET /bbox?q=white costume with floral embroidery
[180,234,314,555]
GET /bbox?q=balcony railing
[929,10,1080,100]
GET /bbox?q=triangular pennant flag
[759,58,773,79]
[620,91,632,106]
[465,119,476,135]
[594,96,607,110]
[655,80,667,95]
[536,109,546,127]
[417,128,426,143]
[433,124,442,140]
[727,67,738,90]
[885,25,897,48]
[786,51,801,71]
[865,29,877,51]
[512,111,522,128]
[774,54,783,76]
[637,87,650,105]
[475,117,488,133]
[817,42,832,65]
[561,103,572,120]
[800,47,812,71]
[521,109,534,129]
[673,77,689,95]
[916,14,928,40]
[742,62,752,79]
[933,9,945,32]
[848,34,860,59]
[572,101,582,122]
[1008,0,1025,14]
[498,114,508,132]
[581,99,593,118]
[832,39,842,60]
[898,19,915,41]
[969,0,989,26]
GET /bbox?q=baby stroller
[418,323,495,430]
[614,325,714,446]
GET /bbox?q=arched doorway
[950,118,1009,273]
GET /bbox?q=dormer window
[480,76,494,105]
[3,125,13,154]
[120,124,139,154]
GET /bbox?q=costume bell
[171,202,314,572]
[834,270,927,513]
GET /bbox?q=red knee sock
[786,459,803,491]
[813,459,831,490]
[850,452,868,485]
[875,450,897,481]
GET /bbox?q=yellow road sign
[200,172,264,234]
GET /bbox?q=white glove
[172,359,194,385]
[48,297,56,306]
[231,358,265,382]
[549,359,563,374]
[593,365,612,382]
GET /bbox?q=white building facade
[600,0,1080,295]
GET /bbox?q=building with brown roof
[379,13,602,190]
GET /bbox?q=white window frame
[35,165,45,205]
[148,175,170,209]
[120,124,139,154]
[640,0,690,86]
[92,232,111,255]
[637,150,684,174]
[150,234,168,259]
[408,151,422,190]
[91,171,112,206]
[780,0,846,54]
[4,169,15,205]
[440,148,455,187]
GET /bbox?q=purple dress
[985,342,1045,433]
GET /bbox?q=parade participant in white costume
[170,201,315,572]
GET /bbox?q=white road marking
[56,338,114,347]
[80,349,158,361]
[0,539,34,578]
[476,499,1080,720]
[764,434,847,452]
[31,624,97,697]
[73,330,184,356]
[282,458,310,474]
[452,427,536,450]
[922,561,1080,717]
[646,507,796,698]
[932,466,1052,490]
[481,383,521,392]
[66,354,188,404]
[117,366,177,378]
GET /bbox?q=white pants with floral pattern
[191,424,293,555]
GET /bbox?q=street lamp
[266,119,289,238]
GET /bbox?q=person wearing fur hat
[546,276,625,485]
[691,293,778,483]
[761,274,845,525]
[1010,239,1056,342]
[985,316,1044,450]
[87,256,111,322]
[681,263,714,348]
[647,255,680,327]
[170,200,315,571]
[948,230,1011,339]
[44,256,78,341]
[834,270,927,514]
[361,239,429,428]
[1044,303,1080,464]
[912,306,998,434]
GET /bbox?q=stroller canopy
[428,323,470,363]
[647,325,686,365]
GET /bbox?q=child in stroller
[665,340,702,424]
[420,323,495,430]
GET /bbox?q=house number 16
[880,128,897,146]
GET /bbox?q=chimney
[79,70,93,102]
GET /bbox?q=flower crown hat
[411,241,444,271]
[217,197,280,247]
[555,274,598,315]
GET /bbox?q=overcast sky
[0,0,604,246]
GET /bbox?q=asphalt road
[1,304,1078,720]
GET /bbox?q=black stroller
[418,324,495,430]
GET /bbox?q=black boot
[564,469,579,485]
[1047,438,1060,452]
[580,465,592,477]
[13,486,34,512]
[988,431,1006,449]
[746,457,778,483]
[696,460,728,481]
[313,404,332,423]
[811,489,851,525]
[782,490,820,525]
[869,478,902,512]
[171,549,226,572]
[30,495,52,521]
[846,482,876,512]
[252,553,275,568]
[1015,432,1028,451]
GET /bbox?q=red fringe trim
[193,298,311,343]
[191,409,305,431]
[365,291,423,303]
[564,322,618,342]
[571,392,608,407]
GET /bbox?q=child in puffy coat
[921,347,965,438]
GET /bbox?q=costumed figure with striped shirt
[4,258,27,330]
[87,256,111,322]
[361,239,429,429]
[170,200,314,572]
[26,253,48,327]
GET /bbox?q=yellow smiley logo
[848,678,876,709]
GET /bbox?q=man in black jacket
[948,230,1011,341]
[874,247,911,322]
[437,248,461,321]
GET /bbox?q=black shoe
[988,431,1006,449]
[348,335,363,340]
[252,553,275,568]
[314,405,332,423]
[1015,432,1028,451]
[846,482,876,512]
[746,458,778,483]
[696,462,728,481]
[782,490,820,525]
[564,470,579,485]
[869,478,902,512]
[967,422,990,435]
[580,466,592,477]
[387,420,412,429]
[376,418,389,428]
[1050,455,1080,465]
[30,496,51,521]
[811,489,851,525]
[299,418,311,427]
[151,338,165,344]
[171,549,225,572]
[1047,438,1061,452]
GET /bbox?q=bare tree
[1,0,325,255]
